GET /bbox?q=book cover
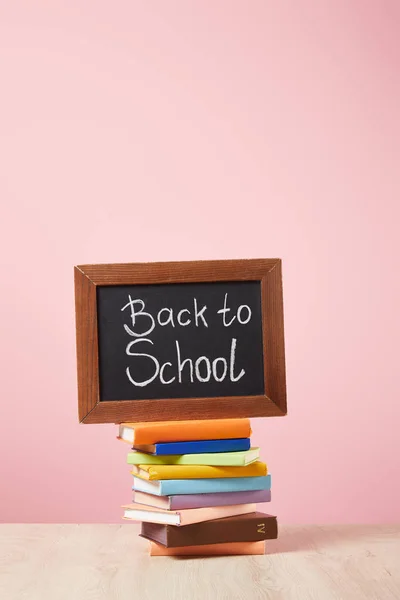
[149,540,266,556]
[127,447,260,466]
[132,474,271,496]
[140,512,278,547]
[122,502,256,526]
[133,438,251,455]
[131,461,267,481]
[118,418,251,445]
[133,488,272,510]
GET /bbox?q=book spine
[154,438,251,454]
[160,475,271,495]
[148,462,266,480]
[169,519,277,546]
[140,514,278,547]
[168,489,271,510]
[135,420,250,444]
[149,541,266,556]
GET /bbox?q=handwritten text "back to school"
[121,294,254,387]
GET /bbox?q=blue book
[132,475,271,496]
[134,438,251,455]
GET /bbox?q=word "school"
[125,338,244,387]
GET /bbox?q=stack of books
[118,418,277,556]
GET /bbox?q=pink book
[122,502,256,526]
[133,488,271,510]
[149,540,266,556]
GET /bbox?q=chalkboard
[74,259,287,423]
[97,281,264,402]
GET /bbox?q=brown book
[140,511,277,548]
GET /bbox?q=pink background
[1,1,399,524]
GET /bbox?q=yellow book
[130,461,267,481]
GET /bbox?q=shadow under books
[161,524,397,560]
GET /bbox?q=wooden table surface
[0,524,399,600]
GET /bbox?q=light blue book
[132,474,271,496]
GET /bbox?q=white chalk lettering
[157,307,175,328]
[121,296,155,337]
[195,356,211,382]
[237,304,252,324]
[212,357,228,382]
[229,337,245,382]
[193,298,208,327]
[160,361,175,384]
[217,293,236,327]
[124,337,246,387]
[126,338,159,386]
[177,309,191,326]
[176,340,194,383]
[217,294,252,327]
[120,292,251,389]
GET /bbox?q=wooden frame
[74,259,287,423]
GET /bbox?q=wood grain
[74,267,98,422]
[1,524,399,600]
[82,396,284,424]
[74,259,287,423]
[76,258,280,285]
[262,260,287,416]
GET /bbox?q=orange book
[118,418,251,445]
[149,540,265,556]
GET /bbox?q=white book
[122,502,256,526]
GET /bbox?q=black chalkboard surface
[97,281,264,402]
[74,259,287,423]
